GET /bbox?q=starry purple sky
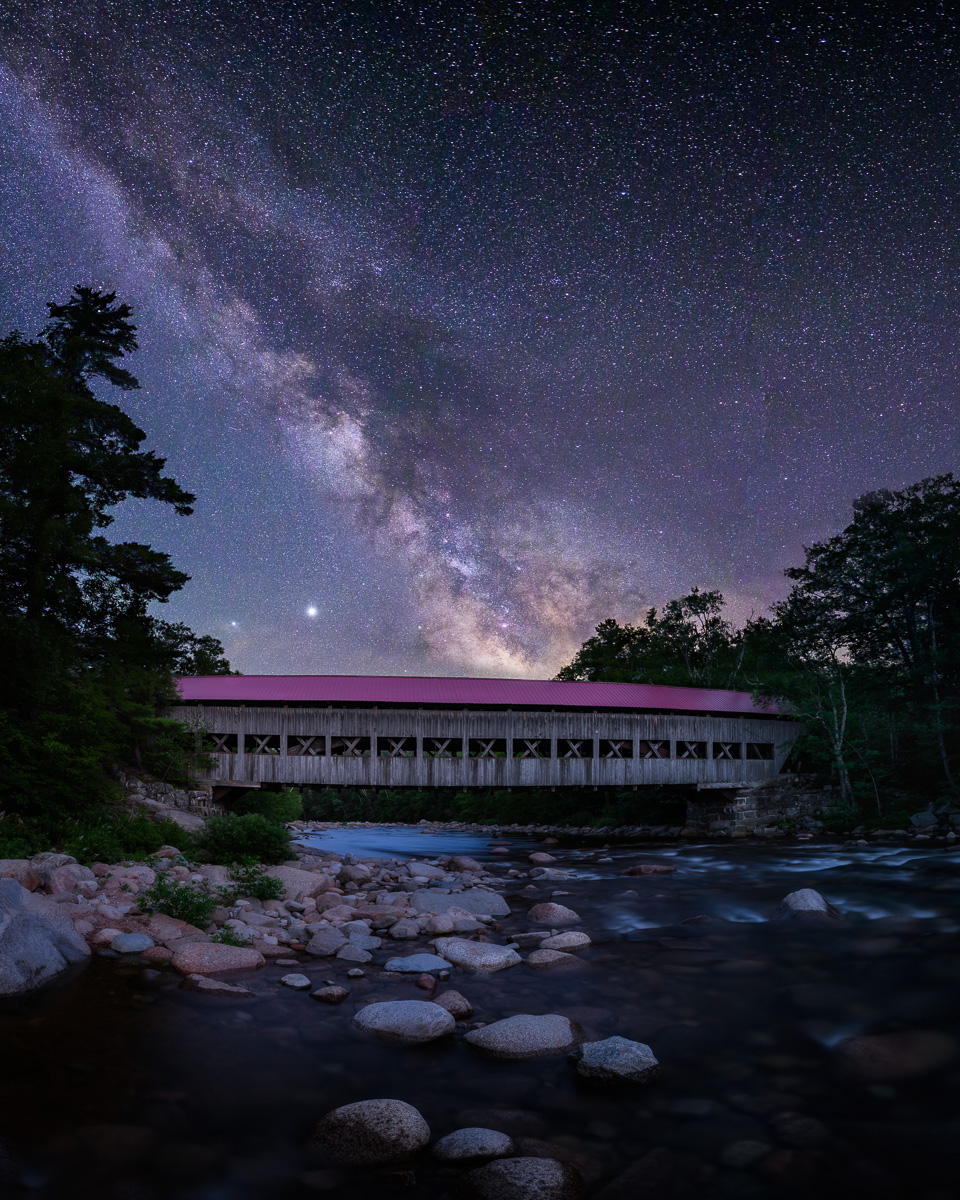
[1,3,959,678]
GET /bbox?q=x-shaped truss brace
[250,735,278,754]
[424,738,456,758]
[516,739,546,758]
[714,742,738,759]
[559,740,586,758]
[678,741,702,759]
[602,740,631,759]
[640,741,667,759]
[210,735,234,754]
[289,736,324,756]
[338,737,365,757]
[473,739,499,758]
[383,738,413,757]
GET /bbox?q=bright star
[306,606,318,618]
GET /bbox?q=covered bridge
[172,675,800,792]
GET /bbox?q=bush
[192,813,290,865]
[62,812,191,864]
[232,787,303,825]
[210,926,249,946]
[229,863,285,901]
[141,873,220,927]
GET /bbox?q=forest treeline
[557,477,960,812]
[0,288,233,851]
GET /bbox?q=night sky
[2,3,959,678]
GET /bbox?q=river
[1,831,958,1198]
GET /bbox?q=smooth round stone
[336,944,372,963]
[526,949,577,969]
[433,1127,516,1162]
[312,1099,430,1164]
[279,973,312,990]
[771,889,840,920]
[466,1156,583,1199]
[464,1014,584,1060]
[540,932,591,951]
[383,953,451,974]
[570,1036,660,1084]
[527,903,580,925]
[311,986,349,1003]
[110,933,155,953]
[719,1140,774,1168]
[432,938,522,973]
[352,1000,455,1045]
[836,1031,958,1080]
[434,989,473,1018]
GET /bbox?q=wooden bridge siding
[171,705,797,788]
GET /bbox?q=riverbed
[2,831,959,1199]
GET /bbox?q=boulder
[527,903,580,925]
[311,985,350,1003]
[433,1127,516,1162]
[529,852,557,865]
[619,864,677,876]
[434,990,473,1018]
[464,1014,584,1060]
[352,1000,455,1045]
[570,1036,660,1084]
[432,937,521,974]
[45,863,97,895]
[410,889,510,917]
[312,1099,430,1164]
[264,866,331,901]
[449,855,484,873]
[384,952,452,974]
[0,879,91,996]
[466,1157,583,1199]
[526,949,577,969]
[110,933,156,954]
[529,868,578,882]
[279,973,312,989]
[405,862,446,879]
[304,928,348,957]
[540,932,591,951]
[336,944,372,963]
[771,889,840,921]
[170,942,265,975]
[0,859,42,891]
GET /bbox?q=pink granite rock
[171,942,265,975]
[527,902,580,925]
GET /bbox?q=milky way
[1,3,959,677]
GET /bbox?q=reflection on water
[1,833,959,1198]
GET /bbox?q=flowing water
[2,833,959,1199]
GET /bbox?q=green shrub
[61,812,192,865]
[210,926,249,946]
[141,873,220,927]
[192,813,290,865]
[232,787,303,824]
[229,863,285,901]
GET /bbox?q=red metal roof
[175,675,782,715]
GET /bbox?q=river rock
[384,952,452,973]
[337,944,372,963]
[0,859,42,891]
[529,852,557,865]
[434,989,473,1018]
[466,1157,583,1199]
[433,1127,516,1162]
[432,937,522,973]
[619,863,677,876]
[180,973,258,998]
[836,1031,958,1080]
[405,862,446,879]
[110,933,156,954]
[279,973,312,989]
[312,1099,430,1164]
[449,855,484,873]
[304,928,348,957]
[264,866,331,901]
[529,868,577,882]
[352,1000,455,1044]
[170,942,265,975]
[772,889,840,920]
[45,862,97,894]
[464,1014,584,1059]
[570,1036,660,1083]
[0,879,91,996]
[312,985,349,1003]
[411,889,510,917]
[527,903,580,925]
[540,932,591,951]
[526,949,577,969]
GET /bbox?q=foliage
[232,787,303,825]
[210,926,249,946]
[141,873,220,927]
[229,863,285,901]
[192,813,290,865]
[61,811,191,864]
[556,588,744,689]
[0,288,232,817]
